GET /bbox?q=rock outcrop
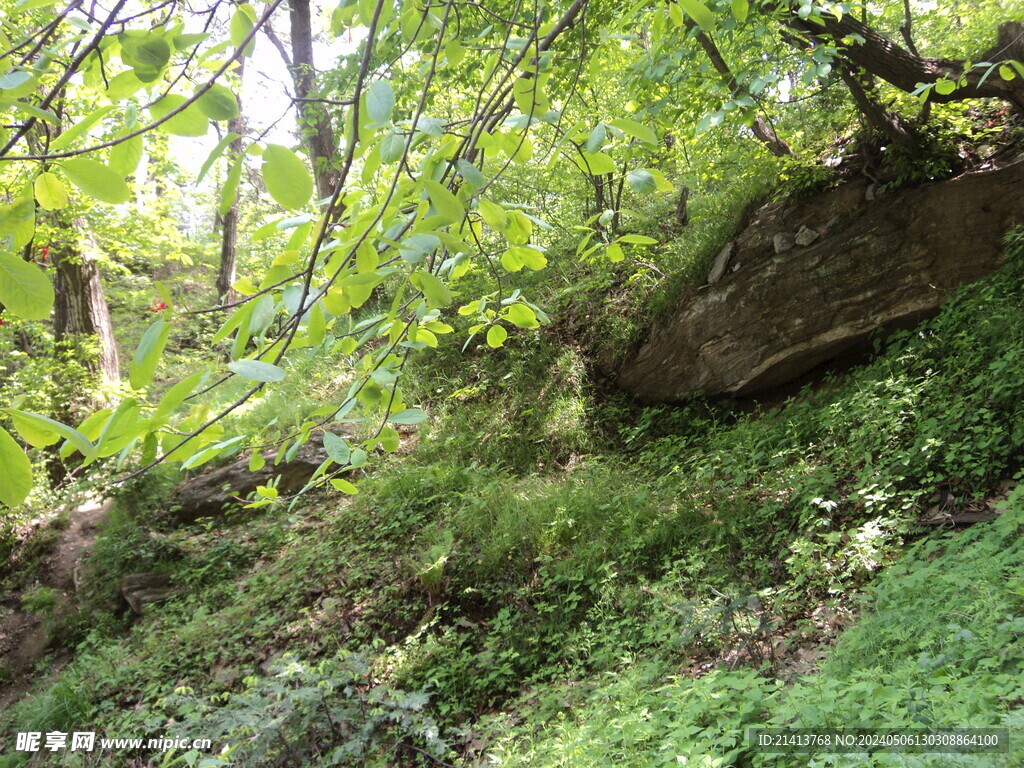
[171,435,332,523]
[616,161,1024,401]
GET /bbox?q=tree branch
[788,8,1024,112]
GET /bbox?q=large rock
[617,161,1024,400]
[172,435,332,523]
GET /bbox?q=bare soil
[0,497,110,712]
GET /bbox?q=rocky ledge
[616,160,1024,401]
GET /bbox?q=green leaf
[197,132,240,183]
[618,234,659,244]
[445,40,465,66]
[104,70,145,100]
[398,234,440,263]
[15,0,58,10]
[425,180,465,223]
[7,411,58,447]
[322,431,351,464]
[504,304,539,328]
[934,78,956,95]
[219,155,244,216]
[580,152,616,175]
[196,84,239,120]
[512,74,547,114]
[505,245,546,270]
[586,123,607,154]
[411,271,452,308]
[248,451,266,472]
[486,324,508,348]
[1000,64,1016,81]
[49,105,115,150]
[172,31,209,50]
[262,144,314,210]
[129,318,171,389]
[2,409,96,459]
[0,70,31,90]
[501,248,524,272]
[366,80,395,126]
[609,118,657,145]
[644,168,675,192]
[230,4,257,56]
[0,196,34,240]
[150,94,208,137]
[389,408,428,425]
[119,31,171,70]
[179,443,227,471]
[478,198,509,231]
[109,136,143,176]
[606,242,625,262]
[152,372,204,422]
[33,172,68,210]
[731,0,749,22]
[228,359,286,382]
[679,0,716,30]
[247,294,276,335]
[331,478,359,494]
[0,252,53,320]
[626,169,658,194]
[377,426,401,452]
[0,425,32,507]
[380,132,405,163]
[3,98,58,125]
[348,447,368,468]
[505,210,533,245]
[95,399,142,457]
[456,158,486,187]
[61,158,131,204]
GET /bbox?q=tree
[49,212,120,391]
[217,58,246,302]
[0,0,1021,509]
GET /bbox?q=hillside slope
[2,227,1024,767]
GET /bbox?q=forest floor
[0,498,109,710]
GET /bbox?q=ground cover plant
[2,231,1023,766]
[3,0,1024,764]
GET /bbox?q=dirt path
[0,497,110,712]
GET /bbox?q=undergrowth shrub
[160,652,446,768]
[482,486,1024,767]
[632,229,1024,601]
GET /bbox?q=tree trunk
[789,11,1024,113]
[51,214,120,393]
[217,60,246,302]
[837,64,919,153]
[287,0,338,200]
[675,185,690,228]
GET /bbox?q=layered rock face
[616,161,1024,401]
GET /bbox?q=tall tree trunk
[217,59,246,302]
[47,211,119,492]
[50,214,120,395]
[287,0,338,200]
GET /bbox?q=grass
[4,221,1024,767]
